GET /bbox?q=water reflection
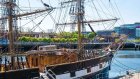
[118,55,140,58]
[109,50,140,78]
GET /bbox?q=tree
[18,36,31,42]
[87,32,96,40]
[42,38,52,43]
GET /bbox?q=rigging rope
[16,3,53,32]
[113,0,125,24]
[91,0,107,30]
[114,58,139,71]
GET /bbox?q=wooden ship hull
[0,55,40,79]
[0,0,122,78]
[0,45,113,79]
[26,45,113,79]
[44,54,112,79]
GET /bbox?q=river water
[109,50,140,78]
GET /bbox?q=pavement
[119,72,140,79]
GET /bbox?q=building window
[87,68,91,73]
[70,72,76,77]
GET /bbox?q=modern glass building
[136,26,140,38]
[114,23,140,38]
[96,30,116,42]
[96,30,115,36]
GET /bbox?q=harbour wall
[0,42,140,52]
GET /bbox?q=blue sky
[18,0,140,31]
[115,0,140,24]
[40,0,140,25]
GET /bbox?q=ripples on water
[109,50,140,78]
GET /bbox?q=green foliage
[18,36,31,42]
[18,32,96,43]
[126,39,140,43]
[135,39,140,42]
[42,38,52,43]
[57,32,72,38]
[31,38,38,42]
[115,38,120,42]
[87,32,96,40]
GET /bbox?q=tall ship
[0,0,126,79]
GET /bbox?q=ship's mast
[69,0,85,32]
[61,0,85,50]
[0,0,17,52]
[0,0,17,55]
[0,1,53,53]
[58,0,118,50]
[77,0,84,50]
[6,0,17,69]
[0,0,7,39]
[7,0,15,54]
[69,2,76,32]
[0,0,53,69]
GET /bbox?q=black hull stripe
[0,68,39,79]
[76,66,110,79]
[46,53,112,75]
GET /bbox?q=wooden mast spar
[77,0,82,50]
[3,0,53,70]
[57,0,118,52]
[56,0,119,57]
[7,0,16,70]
